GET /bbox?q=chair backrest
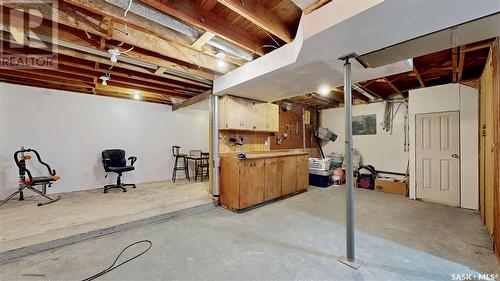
[189,150,202,158]
[172,146,181,157]
[102,149,126,171]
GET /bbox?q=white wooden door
[416,111,460,206]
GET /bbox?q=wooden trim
[458,46,466,82]
[172,91,212,111]
[491,38,500,259]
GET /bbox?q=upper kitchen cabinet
[219,95,279,132]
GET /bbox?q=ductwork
[106,0,254,61]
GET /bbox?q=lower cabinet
[239,159,265,209]
[220,153,309,211]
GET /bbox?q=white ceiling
[213,0,500,102]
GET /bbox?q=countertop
[220,151,309,160]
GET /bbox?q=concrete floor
[1,186,497,281]
[0,180,212,252]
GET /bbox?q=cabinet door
[264,158,282,201]
[226,96,248,129]
[266,103,279,132]
[252,102,267,130]
[220,158,240,210]
[239,159,265,209]
[296,155,309,191]
[281,156,297,195]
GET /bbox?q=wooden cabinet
[264,158,282,201]
[281,156,297,195]
[220,152,309,211]
[239,159,265,209]
[296,155,309,191]
[219,95,279,132]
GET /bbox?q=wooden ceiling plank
[138,0,265,55]
[217,0,292,43]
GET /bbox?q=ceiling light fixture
[100,74,111,86]
[216,52,227,69]
[318,84,330,96]
[133,93,141,100]
[108,48,121,63]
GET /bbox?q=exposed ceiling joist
[452,47,458,83]
[413,65,425,87]
[138,0,265,56]
[217,0,293,43]
[303,0,332,15]
[2,3,234,75]
[356,83,385,100]
[458,46,465,82]
[383,77,402,96]
[172,90,212,111]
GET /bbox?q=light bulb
[111,55,117,63]
[318,84,330,96]
[133,93,140,100]
[217,60,226,68]
[102,80,107,86]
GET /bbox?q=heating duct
[106,0,255,62]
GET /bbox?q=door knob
[451,154,459,158]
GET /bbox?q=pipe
[105,0,254,61]
[211,95,220,196]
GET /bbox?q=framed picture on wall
[353,114,377,135]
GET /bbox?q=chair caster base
[103,184,134,193]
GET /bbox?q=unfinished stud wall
[0,84,209,197]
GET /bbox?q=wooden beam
[458,46,465,82]
[217,0,292,43]
[138,0,264,55]
[413,65,425,87]
[3,3,230,75]
[463,41,493,53]
[452,47,458,83]
[304,0,332,15]
[383,77,402,96]
[191,32,216,50]
[172,91,212,111]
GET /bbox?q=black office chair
[102,149,137,193]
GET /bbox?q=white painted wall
[321,102,409,175]
[0,84,209,197]
[409,84,478,210]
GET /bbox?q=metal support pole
[338,54,362,269]
[212,95,220,196]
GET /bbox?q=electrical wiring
[81,240,152,281]
[124,0,133,18]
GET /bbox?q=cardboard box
[375,179,407,196]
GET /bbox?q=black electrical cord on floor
[81,240,152,281]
